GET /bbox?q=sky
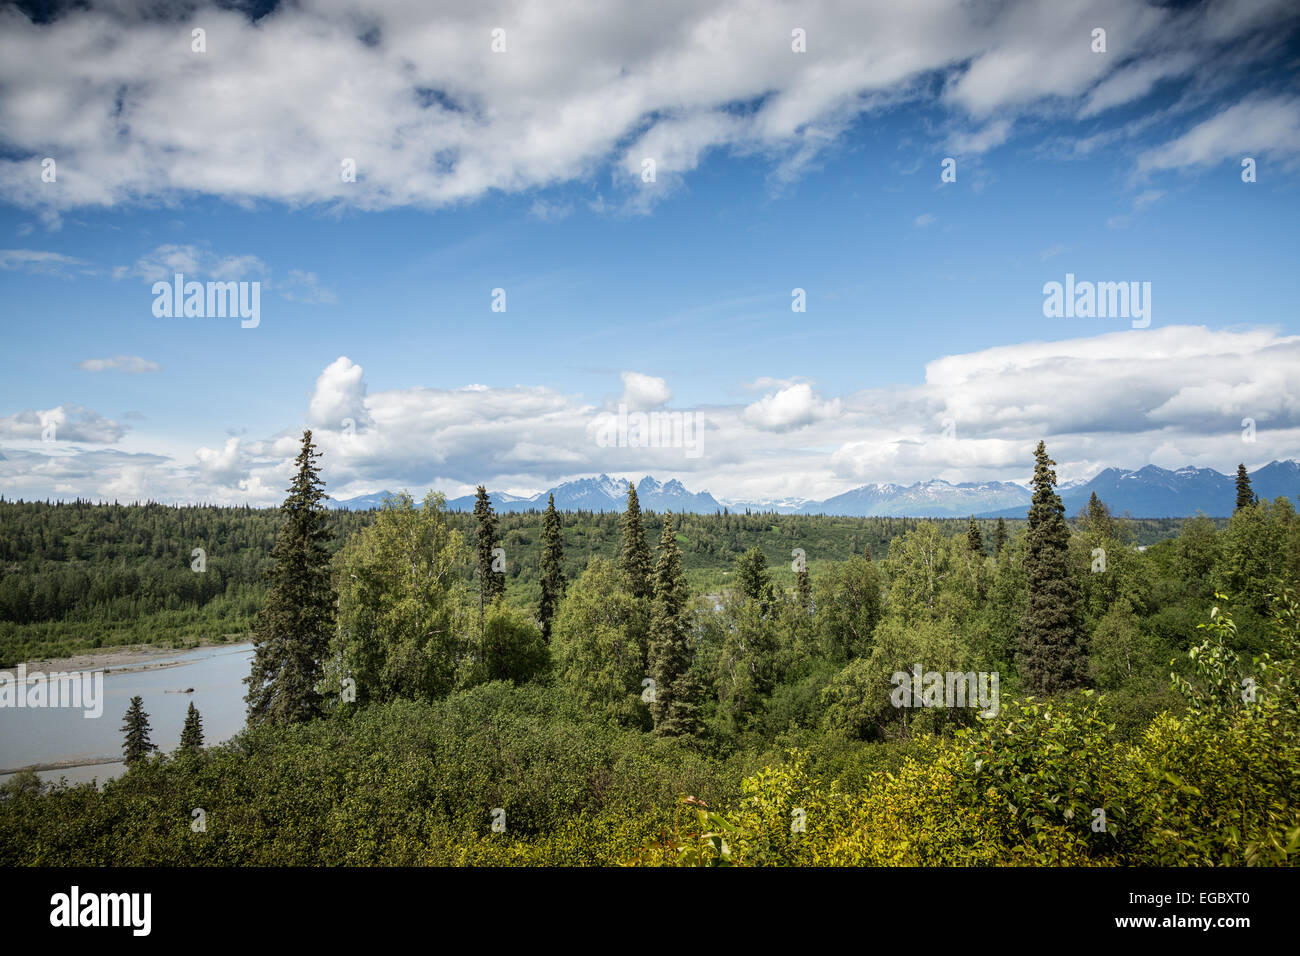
[1,0,1299,507]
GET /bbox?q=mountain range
[325,460,1300,518]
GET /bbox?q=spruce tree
[620,482,653,599]
[736,545,774,613]
[245,430,336,726]
[1235,464,1256,512]
[1017,441,1087,695]
[994,516,1008,556]
[474,486,504,612]
[121,695,156,767]
[178,701,204,753]
[796,566,812,611]
[647,514,701,736]
[967,516,983,553]
[538,493,566,643]
[1084,491,1117,539]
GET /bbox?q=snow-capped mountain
[977,460,1300,518]
[325,461,1298,518]
[809,479,1033,517]
[329,475,722,514]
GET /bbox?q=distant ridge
[325,460,1300,518]
[974,459,1300,519]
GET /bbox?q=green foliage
[813,553,883,662]
[120,695,156,767]
[473,486,504,611]
[480,602,550,685]
[734,546,775,612]
[5,438,1297,867]
[333,491,471,705]
[648,515,703,737]
[1235,463,1256,512]
[0,499,1194,664]
[551,557,649,727]
[177,702,204,754]
[619,483,653,600]
[1018,441,1087,695]
[246,431,337,727]
[538,494,565,643]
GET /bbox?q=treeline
[0,494,1201,665]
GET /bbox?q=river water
[0,642,254,787]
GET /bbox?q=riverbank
[4,638,247,680]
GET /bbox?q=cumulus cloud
[744,383,842,431]
[1,0,1295,217]
[4,329,1299,505]
[78,355,160,373]
[194,437,248,487]
[619,371,671,409]
[308,356,370,429]
[0,404,126,443]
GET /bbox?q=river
[0,642,254,787]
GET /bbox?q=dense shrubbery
[3,596,1297,866]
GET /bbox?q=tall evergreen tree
[620,482,653,600]
[1017,441,1087,695]
[967,516,983,553]
[178,701,204,753]
[796,565,812,611]
[246,430,336,726]
[735,545,774,613]
[121,695,156,766]
[1084,491,1118,539]
[474,486,504,612]
[1235,463,1256,512]
[994,516,1009,556]
[538,493,566,643]
[647,514,701,736]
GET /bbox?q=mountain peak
[327,460,1300,518]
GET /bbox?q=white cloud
[0,404,125,443]
[194,437,248,486]
[1078,53,1199,118]
[280,269,337,304]
[0,0,1293,216]
[1138,95,1300,172]
[78,355,160,373]
[124,244,268,283]
[948,119,1012,155]
[744,383,842,431]
[619,371,671,409]
[309,356,370,429]
[0,249,85,275]
[4,329,1299,505]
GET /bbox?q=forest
[0,495,1198,665]
[0,434,1296,866]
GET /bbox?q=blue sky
[1,0,1299,505]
